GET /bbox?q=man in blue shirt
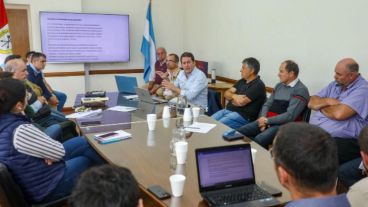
[162,52,208,109]
[27,52,67,111]
[273,123,350,207]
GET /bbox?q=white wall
[5,0,368,106]
[5,0,184,107]
[183,0,368,94]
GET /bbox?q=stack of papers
[94,130,132,144]
[185,122,217,133]
[66,109,102,119]
[81,97,109,103]
[107,106,137,112]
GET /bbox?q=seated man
[236,60,309,148]
[273,123,350,207]
[211,57,266,129]
[27,52,67,111]
[148,47,167,95]
[155,53,181,100]
[69,165,143,207]
[162,52,208,109]
[347,126,368,207]
[308,58,368,164]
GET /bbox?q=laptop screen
[196,144,255,191]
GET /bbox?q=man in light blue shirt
[162,52,208,109]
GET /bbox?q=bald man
[148,47,167,95]
[308,58,368,165]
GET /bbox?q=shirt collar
[286,78,299,87]
[335,74,362,90]
[29,63,41,75]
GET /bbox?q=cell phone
[80,120,101,126]
[222,130,244,141]
[259,181,282,197]
[147,185,171,200]
[98,132,118,138]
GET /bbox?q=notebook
[115,75,138,94]
[195,144,280,207]
[135,88,168,104]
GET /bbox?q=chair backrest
[195,60,208,75]
[301,107,311,122]
[0,163,29,207]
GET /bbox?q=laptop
[115,75,138,94]
[195,144,280,207]
[135,88,168,104]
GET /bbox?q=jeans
[338,157,364,188]
[41,136,106,202]
[53,90,67,112]
[50,109,67,122]
[237,120,279,149]
[212,109,249,129]
[44,124,62,141]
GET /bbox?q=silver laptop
[195,144,280,207]
[135,88,168,104]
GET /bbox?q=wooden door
[6,8,30,59]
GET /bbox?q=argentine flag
[141,0,157,83]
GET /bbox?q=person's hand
[44,158,53,166]
[37,96,48,104]
[156,71,168,79]
[257,117,268,128]
[48,95,59,106]
[231,95,247,106]
[162,80,175,91]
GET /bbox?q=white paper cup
[183,108,192,122]
[192,107,200,118]
[170,174,186,197]
[146,131,155,147]
[147,114,157,131]
[251,148,257,164]
[163,118,170,128]
[175,141,188,164]
[162,106,171,118]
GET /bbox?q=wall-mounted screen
[40,12,130,63]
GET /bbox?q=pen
[185,126,200,129]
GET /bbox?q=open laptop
[135,88,168,104]
[195,144,280,207]
[115,75,138,94]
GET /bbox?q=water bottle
[176,95,187,116]
[211,68,216,83]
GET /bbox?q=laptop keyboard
[207,185,270,206]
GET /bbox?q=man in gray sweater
[237,60,309,149]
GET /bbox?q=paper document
[124,95,139,100]
[185,122,216,133]
[66,109,102,119]
[107,106,137,112]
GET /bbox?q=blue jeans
[236,121,279,149]
[50,109,67,122]
[44,124,63,141]
[54,90,67,112]
[212,109,249,129]
[338,157,364,188]
[41,136,106,202]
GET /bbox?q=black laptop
[195,144,280,207]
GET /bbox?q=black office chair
[0,163,67,207]
[301,107,312,122]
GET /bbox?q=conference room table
[73,93,291,206]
